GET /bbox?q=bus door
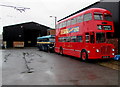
[90,32,95,44]
[85,32,95,50]
[85,32,95,43]
[85,32,96,57]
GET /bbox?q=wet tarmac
[1,48,119,85]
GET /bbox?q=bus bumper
[88,55,114,59]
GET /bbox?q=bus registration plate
[102,56,110,58]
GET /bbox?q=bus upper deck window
[94,13,103,20]
[84,13,92,21]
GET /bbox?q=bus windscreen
[94,14,103,20]
[96,33,106,43]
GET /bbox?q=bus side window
[60,37,64,42]
[71,36,77,42]
[63,21,67,27]
[84,13,92,21]
[77,36,82,42]
[71,18,77,25]
[66,37,71,42]
[67,20,71,26]
[37,39,39,42]
[59,23,63,28]
[77,15,83,23]
[58,37,62,42]
[63,37,67,42]
[38,39,42,42]
[85,33,89,43]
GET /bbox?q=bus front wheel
[81,50,88,62]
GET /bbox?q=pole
[50,16,57,29]
[55,16,57,29]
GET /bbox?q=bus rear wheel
[81,50,88,62]
[59,47,63,55]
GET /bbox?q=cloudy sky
[0,0,99,34]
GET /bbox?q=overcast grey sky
[0,0,99,34]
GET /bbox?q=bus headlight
[88,51,90,53]
[112,53,115,55]
[96,49,100,52]
[112,49,115,51]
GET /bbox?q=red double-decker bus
[55,8,115,61]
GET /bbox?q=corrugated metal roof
[58,0,120,22]
[58,1,100,22]
[3,22,51,29]
[101,0,120,2]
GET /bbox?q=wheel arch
[80,49,89,61]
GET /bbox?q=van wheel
[81,50,88,62]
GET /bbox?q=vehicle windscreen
[94,14,103,20]
[96,33,106,43]
[37,38,49,42]
[104,14,112,21]
[49,37,55,42]
[94,13,112,21]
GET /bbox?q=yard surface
[1,48,119,85]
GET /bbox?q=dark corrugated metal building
[3,22,51,47]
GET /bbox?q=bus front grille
[100,46,111,55]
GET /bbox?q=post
[50,16,57,29]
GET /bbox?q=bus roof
[58,7,111,23]
[37,35,55,39]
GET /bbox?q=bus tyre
[38,46,42,51]
[59,47,63,55]
[81,50,88,62]
[42,46,45,51]
[47,47,50,52]
[39,47,41,51]
[45,47,48,51]
[48,46,51,52]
